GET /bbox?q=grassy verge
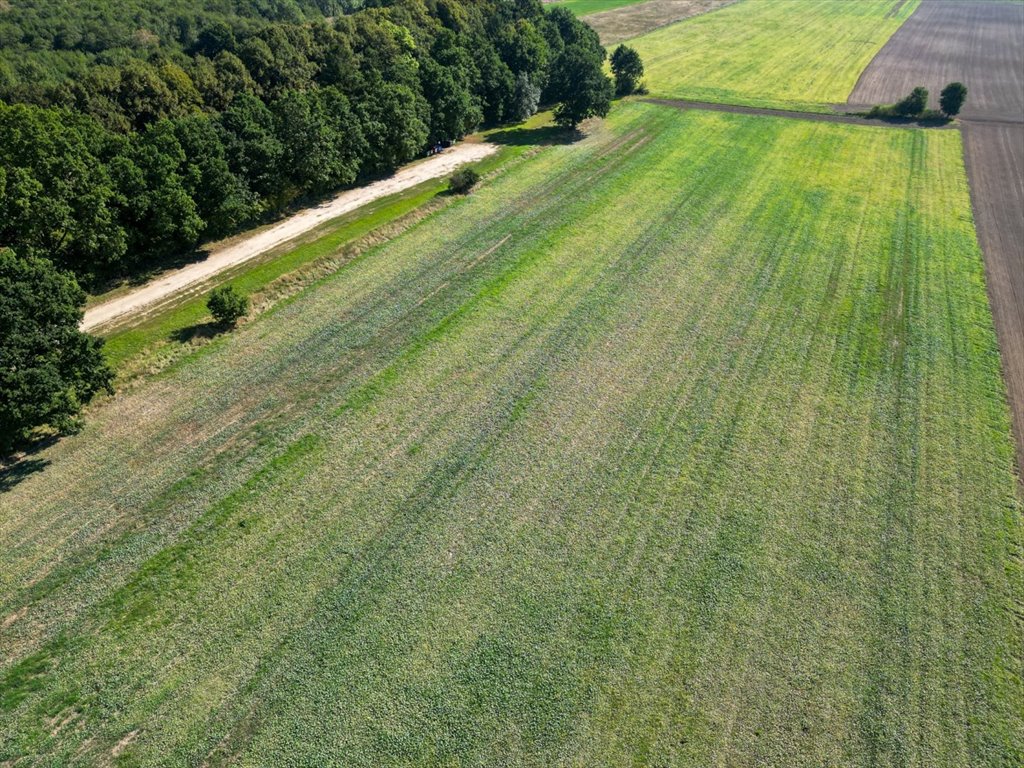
[624,0,920,111]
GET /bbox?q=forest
[0,0,613,283]
[0,0,618,451]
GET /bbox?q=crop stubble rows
[0,101,1020,765]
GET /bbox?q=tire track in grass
[695,131,908,765]
[695,186,863,764]
[446,116,796,761]
[0,115,644,564]
[339,120,876,765]
[857,132,926,766]
[907,134,982,762]
[9,129,622,614]
[428,120,802,757]
[222,111,782,765]
[656,174,855,764]
[601,130,862,763]
[471,124,872,765]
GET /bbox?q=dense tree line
[1,0,614,286]
[1,0,621,451]
[0,1,362,76]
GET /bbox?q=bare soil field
[582,0,735,45]
[847,0,1024,120]
[963,121,1024,473]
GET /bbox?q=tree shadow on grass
[847,107,953,128]
[486,124,583,147]
[866,114,952,128]
[0,435,58,493]
[170,321,225,344]
[87,246,211,294]
[0,458,50,493]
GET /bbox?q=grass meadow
[626,0,921,110]
[1,102,1021,765]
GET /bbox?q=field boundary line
[641,98,955,129]
[844,0,922,103]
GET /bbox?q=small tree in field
[207,285,248,326]
[895,86,929,116]
[449,168,480,194]
[610,45,644,96]
[940,82,967,117]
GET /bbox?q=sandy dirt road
[849,0,1024,483]
[83,142,497,333]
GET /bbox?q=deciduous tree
[207,284,249,326]
[940,82,967,117]
[610,44,644,96]
[0,102,126,279]
[0,248,113,453]
[895,86,928,117]
[549,45,613,129]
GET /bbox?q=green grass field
[549,0,649,16]
[626,0,920,110]
[1,102,1021,765]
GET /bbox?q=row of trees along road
[0,0,642,455]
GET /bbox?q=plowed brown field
[963,121,1024,472]
[847,0,1024,121]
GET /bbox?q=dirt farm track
[854,0,1024,480]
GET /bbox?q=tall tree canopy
[0,0,624,285]
[610,44,644,96]
[0,249,113,454]
[940,82,967,117]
